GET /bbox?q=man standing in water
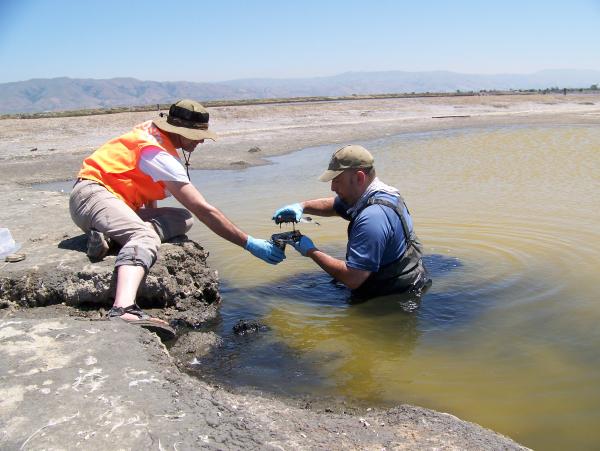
[70,99,284,336]
[273,145,429,301]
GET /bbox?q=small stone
[248,146,261,153]
[29,147,38,152]
[5,253,26,263]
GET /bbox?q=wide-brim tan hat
[153,99,218,141]
[318,144,374,182]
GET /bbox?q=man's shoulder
[355,200,393,225]
[361,193,400,213]
[354,193,401,227]
[370,191,400,204]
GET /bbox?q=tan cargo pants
[69,179,193,272]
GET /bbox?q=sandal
[108,303,176,341]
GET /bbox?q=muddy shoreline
[2,94,599,448]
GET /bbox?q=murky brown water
[182,125,600,450]
[39,124,600,449]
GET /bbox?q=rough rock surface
[0,317,528,450]
[0,185,220,327]
[0,237,220,327]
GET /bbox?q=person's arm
[166,180,284,264]
[272,197,339,223]
[307,248,371,289]
[301,197,337,217]
[293,236,371,290]
[141,152,248,247]
[164,181,247,247]
[293,203,392,289]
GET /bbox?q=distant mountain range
[1,69,599,114]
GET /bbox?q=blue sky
[1,0,599,83]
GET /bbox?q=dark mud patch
[169,330,223,361]
[232,319,268,335]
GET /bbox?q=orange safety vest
[78,121,181,211]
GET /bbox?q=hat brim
[152,117,218,141]
[318,169,344,182]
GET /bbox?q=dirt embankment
[4,93,598,449]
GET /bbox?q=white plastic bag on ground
[0,228,21,259]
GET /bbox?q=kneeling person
[70,99,284,333]
[273,145,429,301]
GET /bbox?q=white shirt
[138,146,189,196]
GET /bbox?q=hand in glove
[246,236,286,264]
[272,203,303,224]
[292,235,317,256]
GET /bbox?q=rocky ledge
[1,237,220,328]
[0,183,220,328]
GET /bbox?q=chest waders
[349,196,430,301]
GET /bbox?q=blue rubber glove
[245,236,286,264]
[292,235,317,256]
[272,203,303,224]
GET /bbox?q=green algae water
[39,125,600,449]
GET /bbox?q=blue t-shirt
[334,192,414,272]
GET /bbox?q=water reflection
[196,253,466,398]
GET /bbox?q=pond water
[41,125,600,450]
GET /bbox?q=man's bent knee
[116,227,161,272]
[115,244,157,273]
